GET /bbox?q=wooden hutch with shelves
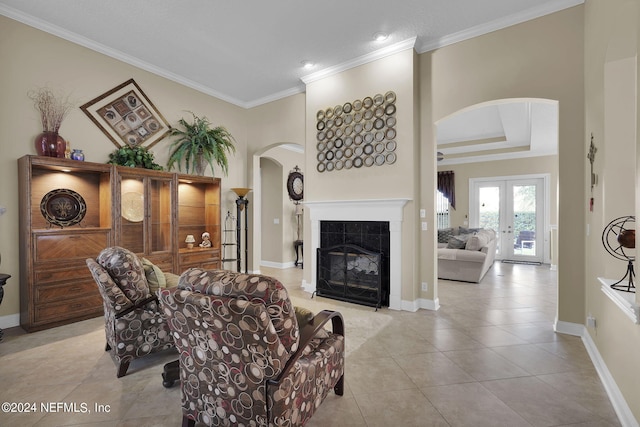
[18,155,221,332]
[176,174,222,271]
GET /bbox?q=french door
[470,176,545,263]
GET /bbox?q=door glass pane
[479,186,500,253]
[479,186,500,230]
[513,184,536,256]
[121,177,144,253]
[151,179,172,252]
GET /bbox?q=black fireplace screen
[317,244,383,309]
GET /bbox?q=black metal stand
[611,259,636,293]
[0,274,10,341]
[235,197,249,273]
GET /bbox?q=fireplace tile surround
[303,198,410,310]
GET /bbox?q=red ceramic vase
[34,131,66,157]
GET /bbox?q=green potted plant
[107,145,163,170]
[167,112,236,176]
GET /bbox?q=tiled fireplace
[303,198,410,310]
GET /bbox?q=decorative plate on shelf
[122,192,144,222]
[40,188,87,228]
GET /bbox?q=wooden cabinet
[18,155,221,332]
[176,174,221,271]
[19,156,112,332]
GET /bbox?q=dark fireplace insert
[317,244,383,309]
[316,220,390,308]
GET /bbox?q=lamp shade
[231,187,252,198]
[185,235,195,243]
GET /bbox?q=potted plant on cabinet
[107,145,164,170]
[167,112,236,176]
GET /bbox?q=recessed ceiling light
[373,32,388,42]
[301,60,314,69]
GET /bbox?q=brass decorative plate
[40,188,87,228]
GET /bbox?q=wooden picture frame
[81,79,171,149]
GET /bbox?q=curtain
[437,170,455,209]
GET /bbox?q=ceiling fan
[437,151,444,161]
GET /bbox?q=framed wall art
[80,79,171,149]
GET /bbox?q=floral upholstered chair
[158,268,345,427]
[86,246,175,377]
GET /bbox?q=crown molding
[300,37,417,85]
[244,85,306,109]
[0,4,249,108]
[416,0,585,53]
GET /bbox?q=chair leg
[182,415,195,427]
[116,361,130,378]
[334,374,344,396]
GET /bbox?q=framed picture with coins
[81,79,171,149]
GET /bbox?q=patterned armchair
[159,268,345,427]
[86,246,175,377]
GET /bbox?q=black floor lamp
[231,188,251,273]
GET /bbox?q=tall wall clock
[287,166,304,202]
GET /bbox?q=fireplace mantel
[304,198,410,310]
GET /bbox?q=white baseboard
[0,313,20,330]
[301,279,315,294]
[260,260,296,269]
[401,298,440,312]
[582,331,639,427]
[554,320,638,426]
[554,319,584,336]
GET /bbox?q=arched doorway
[435,98,559,276]
[251,143,304,273]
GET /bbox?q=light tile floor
[0,263,621,426]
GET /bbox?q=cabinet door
[117,169,174,259]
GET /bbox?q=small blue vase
[71,149,85,161]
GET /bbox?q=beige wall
[584,0,640,419]
[424,6,585,325]
[260,146,305,266]
[260,157,284,263]
[245,94,306,271]
[0,16,249,320]
[303,49,420,302]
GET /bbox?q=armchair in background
[86,246,175,377]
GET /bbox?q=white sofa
[437,228,497,283]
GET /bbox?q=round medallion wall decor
[316,91,397,172]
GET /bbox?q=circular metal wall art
[316,91,397,171]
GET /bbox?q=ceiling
[1,1,572,165]
[1,0,582,108]
[436,100,559,165]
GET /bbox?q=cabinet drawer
[35,279,99,304]
[182,260,221,271]
[179,249,220,264]
[34,295,103,324]
[34,231,110,261]
[34,265,92,285]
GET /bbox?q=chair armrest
[269,310,344,386]
[114,295,159,319]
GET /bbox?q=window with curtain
[436,191,450,229]
[437,170,456,210]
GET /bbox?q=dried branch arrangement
[28,87,74,133]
